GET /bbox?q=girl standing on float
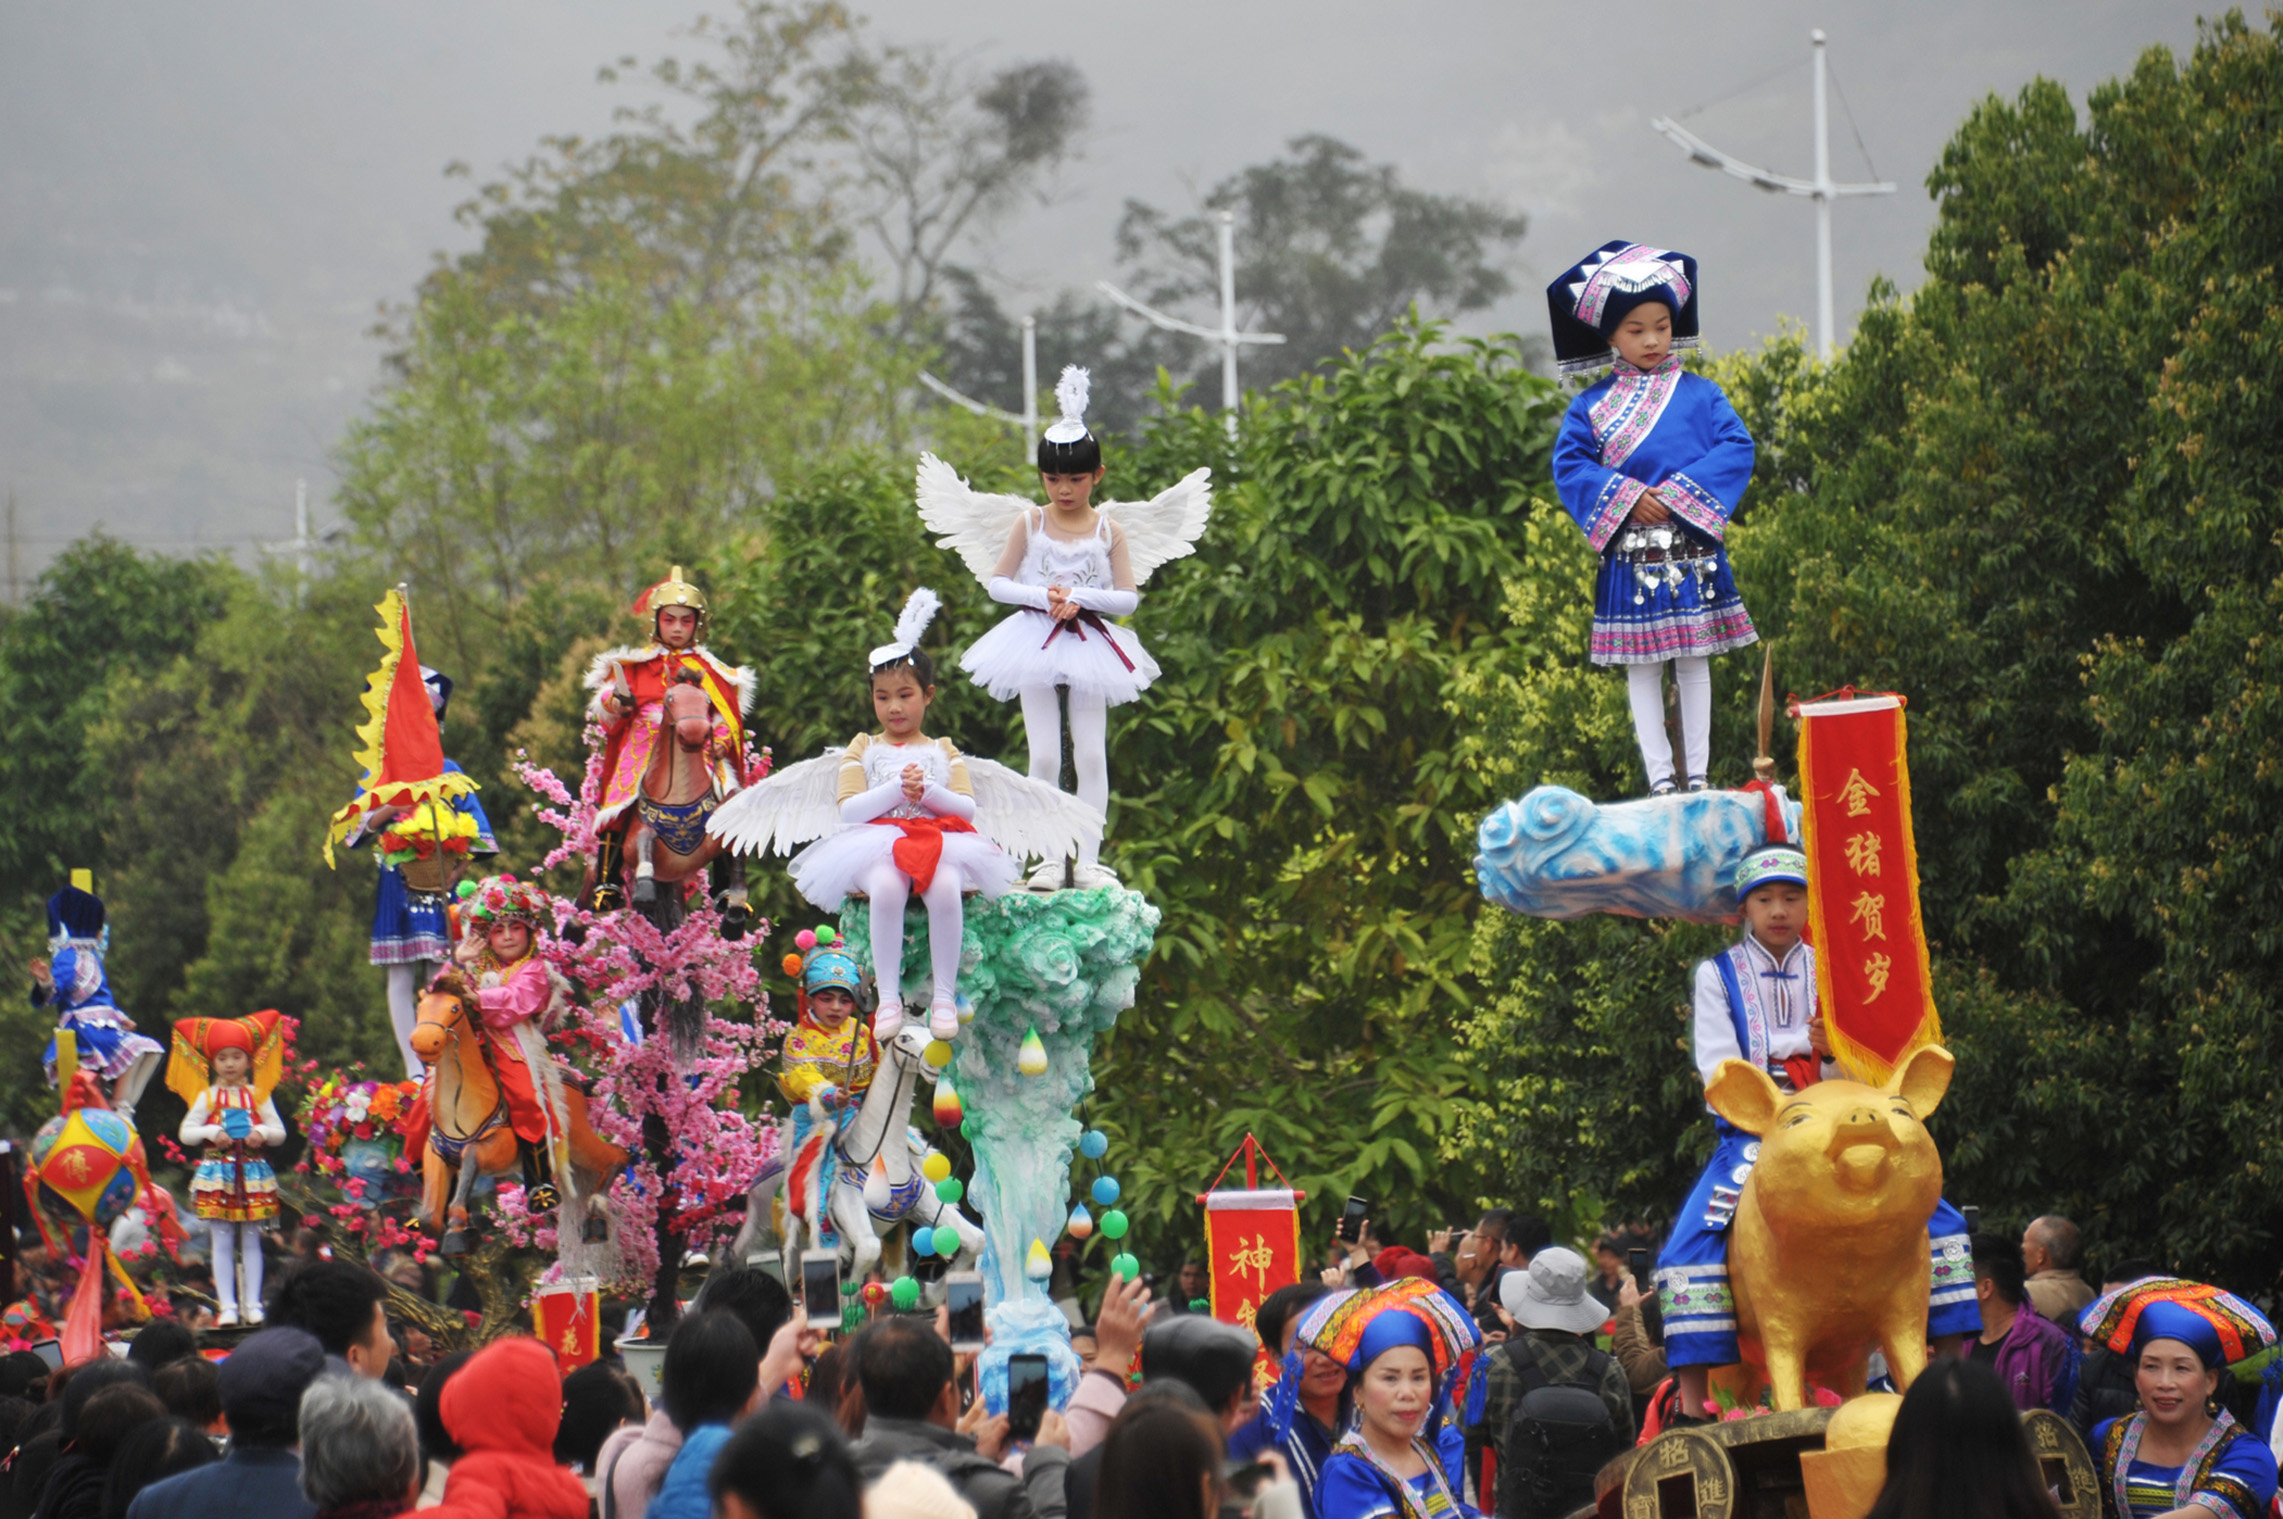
[1549,241,1758,796]
[167,1010,287,1326]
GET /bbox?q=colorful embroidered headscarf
[2078,1278,2276,1370]
[1735,846,1809,896]
[1547,240,1702,376]
[1266,1278,1485,1441]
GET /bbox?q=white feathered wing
[706,750,848,857]
[914,454,1033,584]
[1102,468,1212,585]
[707,748,1101,863]
[964,759,1103,862]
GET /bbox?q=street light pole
[919,312,1040,450]
[1649,29,1894,361]
[1099,209,1285,435]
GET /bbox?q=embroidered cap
[2078,1278,2276,1370]
[1548,240,1701,377]
[467,874,551,928]
[1735,846,1809,896]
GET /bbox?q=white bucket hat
[1498,1246,1612,1335]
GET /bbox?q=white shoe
[1027,859,1071,892]
[873,1002,905,1039]
[928,1001,959,1041]
[215,1308,240,1329]
[243,1303,265,1325]
[1070,861,1121,889]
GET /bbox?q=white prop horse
[733,1023,982,1282]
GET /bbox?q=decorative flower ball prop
[29,1105,143,1235]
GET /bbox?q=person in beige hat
[1466,1246,1635,1511]
[866,1460,978,1519]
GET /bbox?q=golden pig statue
[1704,1043,1954,1411]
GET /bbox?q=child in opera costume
[166,1010,287,1327]
[1656,847,1976,1420]
[450,875,578,1209]
[1549,241,1758,796]
[776,930,879,1156]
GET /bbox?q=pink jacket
[473,956,560,1032]
[594,1410,682,1519]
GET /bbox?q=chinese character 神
[1848,891,1888,941]
[1227,1234,1277,1294]
[1844,831,1883,877]
[1837,768,1882,818]
[1863,952,1893,1002]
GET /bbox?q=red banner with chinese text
[532,1284,602,1370]
[1796,694,1942,1084]
[1205,1189,1300,1377]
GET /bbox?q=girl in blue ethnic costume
[1656,847,1977,1420]
[31,884,162,1124]
[2079,1282,2278,1519]
[1549,241,1757,795]
[344,668,498,1080]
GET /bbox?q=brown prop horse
[626,678,747,911]
[408,983,626,1256]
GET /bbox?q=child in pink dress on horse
[444,875,576,1209]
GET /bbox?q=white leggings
[1019,686,1109,864]
[861,860,968,1012]
[1625,657,1712,788]
[385,961,436,1080]
[209,1220,265,1316]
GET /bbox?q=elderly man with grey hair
[2020,1215,2095,1324]
[298,1374,422,1519]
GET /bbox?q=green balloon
[961,1119,974,1141]
[841,1277,860,1297]
[890,1276,921,1311]
[936,1177,964,1205]
[1099,1208,1129,1240]
[1112,1252,1139,1281]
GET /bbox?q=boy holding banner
[1654,847,1978,1420]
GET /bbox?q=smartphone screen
[1006,1352,1049,1442]
[1337,1195,1368,1244]
[800,1249,841,1325]
[945,1271,986,1351]
[27,1339,60,1372]
[1628,1246,1650,1287]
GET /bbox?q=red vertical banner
[1796,693,1942,1084]
[532,1283,602,1370]
[1205,1190,1301,1346]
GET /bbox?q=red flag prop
[325,588,477,865]
[1198,1136,1303,1384]
[532,1282,602,1370]
[1795,692,1942,1083]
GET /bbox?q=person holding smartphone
[849,1316,1070,1519]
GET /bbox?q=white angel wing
[706,749,848,857]
[914,453,1034,585]
[963,758,1105,862]
[1100,468,1212,585]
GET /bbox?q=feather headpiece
[1044,366,1091,444]
[870,587,942,672]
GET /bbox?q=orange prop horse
[406,984,626,1255]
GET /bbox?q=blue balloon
[1090,1175,1120,1207]
[911,1226,937,1258]
[1078,1130,1109,1160]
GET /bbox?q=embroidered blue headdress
[45,886,105,954]
[1548,240,1701,377]
[1265,1279,1486,1442]
[1735,846,1809,896]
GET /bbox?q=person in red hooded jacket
[428,1338,589,1519]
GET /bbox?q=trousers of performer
[1625,657,1711,792]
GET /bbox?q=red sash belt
[1781,1053,1822,1091]
[1040,609,1137,671]
[874,816,978,893]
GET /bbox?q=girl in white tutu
[708,591,1100,1045]
[914,367,1212,889]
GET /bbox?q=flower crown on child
[781,925,867,1023]
[1546,240,1701,377]
[163,1010,287,1106]
[465,874,551,930]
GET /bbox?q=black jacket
[852,1416,1067,1519]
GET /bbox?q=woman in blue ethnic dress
[2079,1280,2277,1519]
[1549,240,1758,796]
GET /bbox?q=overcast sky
[0,0,2205,581]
